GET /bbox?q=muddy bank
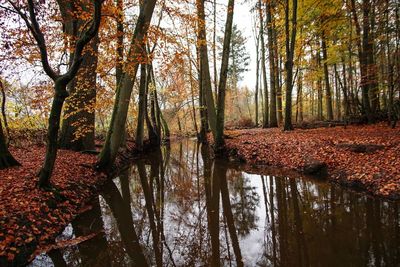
[224,123,400,200]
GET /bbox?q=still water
[31,140,400,267]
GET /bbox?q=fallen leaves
[0,146,107,265]
[224,123,400,200]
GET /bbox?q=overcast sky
[234,1,257,89]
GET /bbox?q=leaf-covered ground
[224,123,400,200]
[0,146,107,266]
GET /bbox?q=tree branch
[64,0,103,82]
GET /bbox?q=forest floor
[224,122,400,200]
[0,146,108,266]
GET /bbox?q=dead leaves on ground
[225,123,400,200]
[0,147,107,265]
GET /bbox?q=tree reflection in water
[30,140,400,267]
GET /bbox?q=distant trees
[0,0,399,180]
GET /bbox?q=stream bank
[224,123,400,200]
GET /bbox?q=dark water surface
[30,140,400,267]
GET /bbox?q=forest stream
[29,139,400,267]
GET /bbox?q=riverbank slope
[225,123,400,200]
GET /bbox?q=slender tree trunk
[267,0,278,127]
[255,38,260,126]
[340,59,350,118]
[317,51,323,120]
[321,35,333,120]
[334,64,341,120]
[276,37,283,124]
[116,0,124,86]
[198,49,208,143]
[215,0,235,151]
[186,33,199,137]
[213,0,218,101]
[0,80,10,145]
[283,0,298,131]
[196,0,217,138]
[97,0,157,170]
[258,0,269,128]
[39,81,69,186]
[296,70,303,122]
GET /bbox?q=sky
[234,1,257,89]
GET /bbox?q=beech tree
[97,0,157,170]
[58,0,100,152]
[9,0,103,187]
[283,0,298,131]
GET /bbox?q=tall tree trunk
[340,59,350,118]
[0,80,10,145]
[258,0,269,128]
[267,0,278,127]
[321,35,333,120]
[255,38,260,126]
[116,0,124,87]
[213,0,218,101]
[296,70,303,123]
[334,64,341,120]
[215,0,235,152]
[283,0,298,131]
[349,0,374,123]
[276,38,283,124]
[58,0,99,151]
[198,49,208,143]
[196,0,217,139]
[317,50,323,120]
[97,0,156,170]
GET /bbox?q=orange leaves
[0,146,107,265]
[225,123,400,200]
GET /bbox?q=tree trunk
[283,0,298,131]
[349,0,374,123]
[196,0,217,139]
[258,0,269,128]
[317,50,323,120]
[97,0,157,170]
[198,50,208,143]
[321,35,333,120]
[0,80,10,145]
[267,0,278,127]
[255,38,260,126]
[296,71,303,123]
[0,115,19,169]
[58,0,99,151]
[215,0,235,151]
[39,82,69,187]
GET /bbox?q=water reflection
[30,140,400,267]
